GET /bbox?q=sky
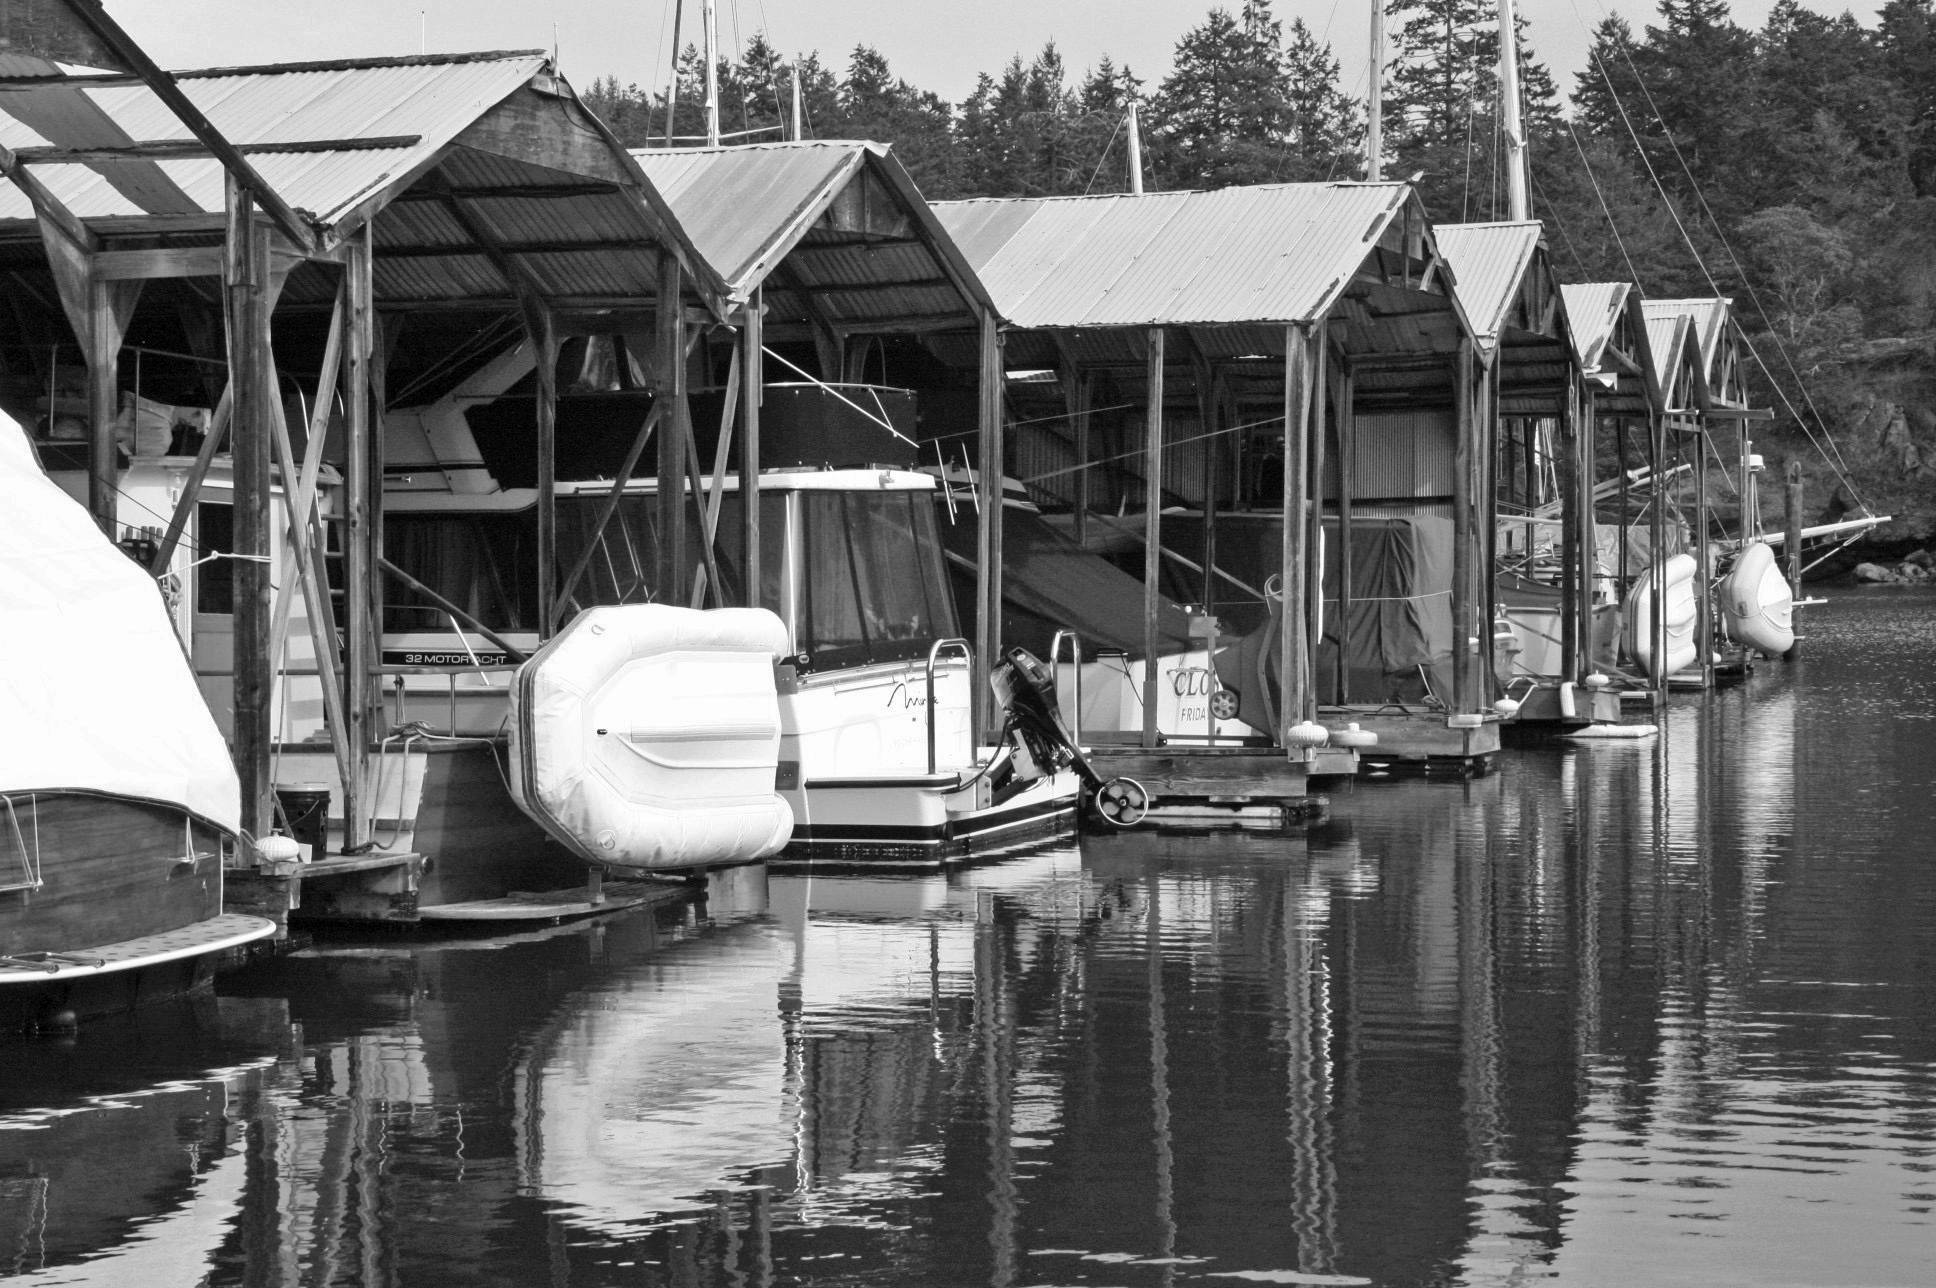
[111,1,1890,111]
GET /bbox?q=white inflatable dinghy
[1719,540,1795,656]
[509,605,794,871]
[1623,553,1700,680]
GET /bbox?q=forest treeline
[586,0,1936,536]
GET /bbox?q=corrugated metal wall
[1328,410,1455,502]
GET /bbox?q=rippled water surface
[4,589,1935,1286]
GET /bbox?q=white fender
[509,605,794,871]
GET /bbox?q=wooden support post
[1451,340,1475,714]
[1478,360,1498,706]
[342,234,376,850]
[1307,323,1328,714]
[974,312,1004,744]
[1694,418,1713,686]
[1784,460,1804,601]
[1279,326,1311,745]
[1141,328,1165,749]
[1194,357,1218,610]
[525,302,559,638]
[1649,410,1667,703]
[225,180,273,844]
[1559,381,1585,680]
[656,251,688,600]
[743,286,764,609]
[1335,357,1355,703]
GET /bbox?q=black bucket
[274,783,331,863]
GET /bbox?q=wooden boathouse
[1641,299,1723,689]
[0,46,732,921]
[1432,222,1607,731]
[933,181,1503,785]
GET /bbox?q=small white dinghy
[509,604,794,871]
[1623,552,1700,680]
[1719,540,1795,656]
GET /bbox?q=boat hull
[0,794,269,1033]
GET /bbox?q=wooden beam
[59,0,315,250]
[655,251,688,600]
[225,176,274,844]
[528,302,559,638]
[742,286,764,610]
[974,312,1004,743]
[1306,321,1327,708]
[84,273,141,534]
[1451,340,1476,713]
[1335,354,1355,702]
[1280,325,1310,744]
[10,134,422,163]
[1141,327,1165,750]
[358,236,663,262]
[0,139,97,255]
[342,232,376,848]
[91,244,224,280]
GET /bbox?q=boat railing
[1049,629,1084,740]
[925,638,973,774]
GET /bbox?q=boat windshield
[797,490,957,672]
[382,488,959,669]
[381,493,786,635]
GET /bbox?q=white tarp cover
[0,414,241,832]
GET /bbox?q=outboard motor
[991,646,1149,826]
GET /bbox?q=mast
[1126,100,1145,194]
[1498,0,1528,219]
[703,0,720,146]
[790,65,803,141]
[1366,0,1383,180]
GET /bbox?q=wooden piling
[1141,328,1165,749]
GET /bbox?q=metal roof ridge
[934,178,1399,209]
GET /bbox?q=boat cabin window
[383,494,785,634]
[195,502,233,615]
[384,513,539,633]
[798,491,957,671]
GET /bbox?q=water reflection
[0,591,1932,1285]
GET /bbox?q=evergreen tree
[1150,2,1357,190]
[1383,0,1563,220]
[840,45,960,196]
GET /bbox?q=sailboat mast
[1366,1,1383,180]
[1126,100,1145,194]
[1498,0,1528,219]
[703,0,720,146]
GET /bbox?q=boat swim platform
[414,879,692,923]
[1081,744,1323,819]
[1328,710,1502,776]
[0,913,277,984]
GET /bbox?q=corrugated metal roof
[1644,297,1732,379]
[1560,282,1628,372]
[634,142,864,293]
[932,182,1412,329]
[1435,222,1540,345]
[0,53,547,231]
[631,140,988,328]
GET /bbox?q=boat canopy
[0,415,240,832]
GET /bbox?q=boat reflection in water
[3,598,1933,1286]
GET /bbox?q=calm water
[4,590,1935,1287]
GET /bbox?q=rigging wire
[1560,112,1642,285]
[1565,0,1869,507]
[1599,21,1861,486]
[1082,112,1127,195]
